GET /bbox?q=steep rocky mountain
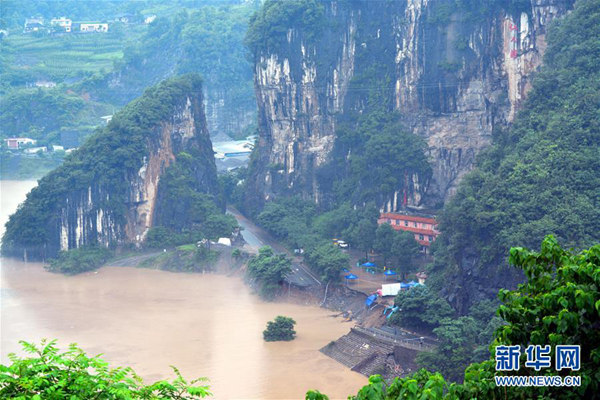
[244,0,574,211]
[2,74,219,259]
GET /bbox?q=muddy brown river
[0,180,366,399]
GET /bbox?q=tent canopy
[362,262,375,267]
[345,273,358,280]
[384,270,397,275]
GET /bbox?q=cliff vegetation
[431,0,600,313]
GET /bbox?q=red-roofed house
[378,213,439,254]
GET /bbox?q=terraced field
[5,28,144,80]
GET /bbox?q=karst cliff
[2,74,219,259]
[245,0,574,211]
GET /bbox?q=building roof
[5,137,36,141]
[390,225,437,236]
[380,212,437,225]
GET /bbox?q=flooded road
[0,180,366,399]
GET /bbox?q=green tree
[247,246,292,299]
[391,230,421,279]
[0,339,211,399]
[303,241,350,282]
[390,285,454,331]
[373,223,395,265]
[348,218,377,259]
[263,316,296,342]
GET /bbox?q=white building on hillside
[78,22,109,33]
[51,17,72,32]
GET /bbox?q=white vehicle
[338,240,349,249]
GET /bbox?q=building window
[404,221,408,226]
[388,219,392,224]
[428,235,433,242]
[419,234,424,240]
[414,222,418,227]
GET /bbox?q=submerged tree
[247,246,292,299]
[263,316,297,342]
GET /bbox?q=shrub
[46,246,112,275]
[263,316,296,342]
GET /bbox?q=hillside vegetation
[430,0,600,313]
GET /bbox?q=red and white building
[378,213,439,254]
[4,137,37,150]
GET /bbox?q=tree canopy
[263,316,296,342]
[247,246,292,299]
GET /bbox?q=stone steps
[320,328,395,375]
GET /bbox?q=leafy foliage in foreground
[263,316,296,342]
[46,245,112,275]
[0,339,211,399]
[309,236,600,399]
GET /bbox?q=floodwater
[0,180,366,399]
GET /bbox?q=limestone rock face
[3,75,218,259]
[247,0,573,210]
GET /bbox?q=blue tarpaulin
[399,282,410,288]
[366,294,378,307]
[384,270,397,276]
[342,268,350,273]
